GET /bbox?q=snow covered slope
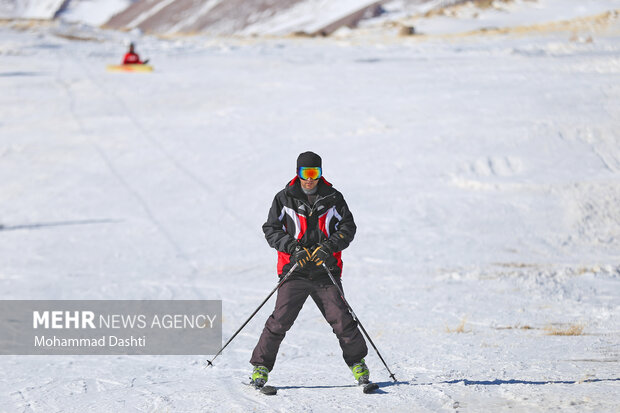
[103,0,386,35]
[371,0,620,36]
[3,0,619,37]
[1,0,620,408]
[100,0,620,36]
[0,20,619,411]
[104,0,303,34]
[0,0,135,24]
[58,0,134,26]
[0,0,65,19]
[239,0,385,36]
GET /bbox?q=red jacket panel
[123,52,143,65]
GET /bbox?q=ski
[245,380,376,394]
[259,385,278,396]
[245,381,277,396]
[362,382,379,394]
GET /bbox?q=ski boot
[250,365,269,388]
[350,359,370,385]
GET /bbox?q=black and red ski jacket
[262,176,357,279]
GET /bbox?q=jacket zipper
[307,194,337,244]
[307,193,336,217]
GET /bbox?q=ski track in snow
[57,47,198,271]
[56,45,257,274]
[0,16,620,413]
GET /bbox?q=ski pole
[206,263,299,368]
[322,263,397,382]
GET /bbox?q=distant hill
[0,0,438,35]
[3,0,615,38]
[103,0,388,36]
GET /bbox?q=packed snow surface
[0,9,619,413]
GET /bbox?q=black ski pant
[250,277,368,371]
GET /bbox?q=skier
[250,151,370,388]
[122,43,148,65]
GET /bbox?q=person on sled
[122,43,149,65]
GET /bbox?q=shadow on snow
[0,219,122,232]
[277,380,404,394]
[410,378,620,386]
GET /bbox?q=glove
[290,245,312,268]
[310,243,333,266]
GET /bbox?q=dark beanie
[297,151,322,169]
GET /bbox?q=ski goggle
[298,166,322,180]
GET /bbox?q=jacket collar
[286,176,334,199]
